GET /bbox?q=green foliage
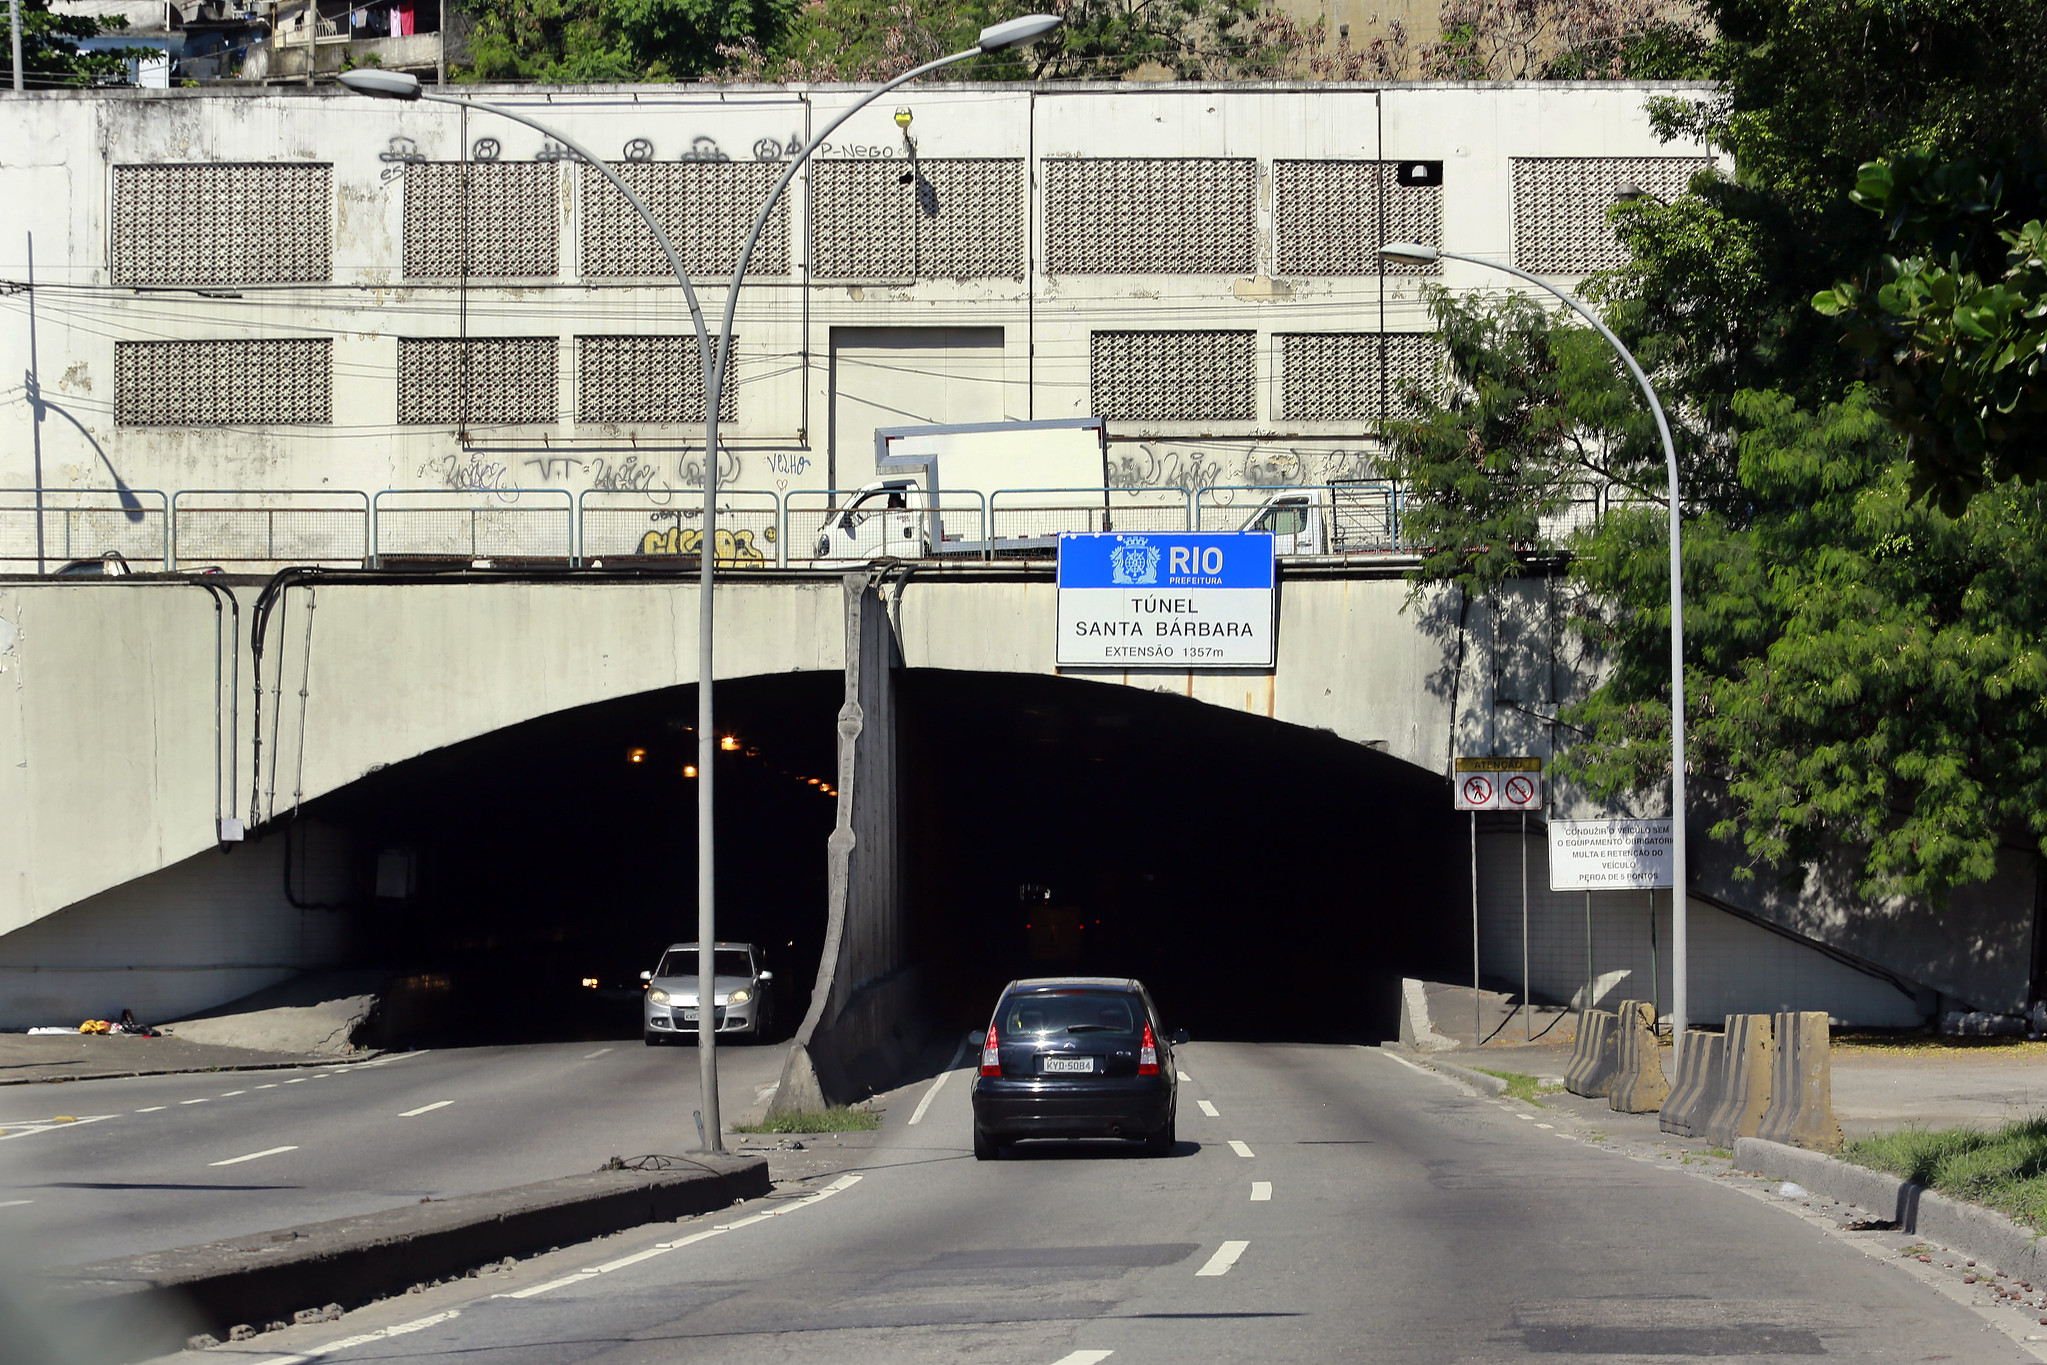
[732,1105,881,1132]
[1815,152,2047,516]
[1,0,140,87]
[461,0,797,82]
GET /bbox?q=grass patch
[1475,1068,1562,1106]
[1834,1033,2047,1058]
[1844,1118,2047,1228]
[733,1106,881,1134]
[1704,1146,1733,1161]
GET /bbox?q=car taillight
[980,1023,1002,1077]
[1138,1022,1159,1075]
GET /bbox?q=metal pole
[1584,890,1592,1010]
[1434,249,1687,1063]
[1521,808,1530,1042]
[303,0,314,84]
[10,0,22,91]
[1471,810,1480,1049]
[1648,888,1659,1027]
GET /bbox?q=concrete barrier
[34,1156,769,1361]
[1756,1010,1844,1152]
[1660,1029,1725,1137]
[1607,1000,1670,1113]
[1562,1008,1619,1098]
[1701,1013,1773,1149]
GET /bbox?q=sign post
[1055,532,1275,669]
[1547,818,1675,1021]
[1453,758,1543,1048]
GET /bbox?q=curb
[1387,1046,1508,1096]
[34,1155,769,1359]
[0,1049,391,1088]
[1735,1137,2047,1281]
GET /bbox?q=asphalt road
[0,1040,787,1266]
[141,1040,2038,1365]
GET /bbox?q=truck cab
[814,479,930,561]
[1238,490,1327,556]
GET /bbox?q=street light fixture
[343,19,1063,1153]
[1378,240,1693,1061]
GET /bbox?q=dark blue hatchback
[969,976,1179,1160]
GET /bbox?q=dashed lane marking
[1051,1353,1114,1364]
[497,1173,865,1300]
[1176,1071,1192,1083]
[909,1035,974,1126]
[1197,1100,1219,1118]
[135,1106,166,1113]
[256,1084,278,1089]
[1516,1114,1534,1121]
[180,1098,210,1105]
[583,1048,613,1059]
[399,1101,453,1118]
[210,1145,298,1167]
[1227,1140,1254,1159]
[1196,1241,1249,1277]
[1251,1182,1271,1202]
[220,1090,246,1097]
[285,1078,305,1084]
[1534,1123,1554,1129]
[0,1200,33,1207]
[248,1309,460,1365]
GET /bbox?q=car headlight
[727,989,750,1006]
[648,988,670,1005]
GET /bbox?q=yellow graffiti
[638,525,767,567]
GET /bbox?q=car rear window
[999,990,1141,1039]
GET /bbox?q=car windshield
[999,990,1140,1038]
[656,949,754,978]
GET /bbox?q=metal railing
[370,489,575,567]
[782,488,987,565]
[986,487,1192,560]
[578,489,784,568]
[0,488,171,573]
[172,489,370,572]
[1196,482,1412,555]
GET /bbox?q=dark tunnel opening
[296,667,1466,1050]
[902,671,1466,1045]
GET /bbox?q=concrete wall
[0,820,353,1029]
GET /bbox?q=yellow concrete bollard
[1701,1013,1773,1149]
[1608,1000,1671,1113]
[1563,1008,1620,1098]
[1756,1010,1844,1152]
[1660,1029,1725,1137]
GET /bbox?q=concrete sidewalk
[1412,977,2047,1137]
[0,1033,379,1087]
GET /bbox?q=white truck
[1222,482,1402,556]
[811,417,1110,561]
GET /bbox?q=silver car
[642,942,775,1046]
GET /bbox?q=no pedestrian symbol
[1454,757,1542,811]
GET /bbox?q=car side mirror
[757,970,773,982]
[639,970,652,982]
[1171,1028,1190,1046]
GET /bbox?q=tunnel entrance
[901,670,1466,1044]
[302,672,843,1046]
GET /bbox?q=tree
[461,0,796,83]
[1,0,140,86]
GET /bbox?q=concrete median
[1702,1013,1773,1150]
[30,1155,768,1363]
[1756,1010,1844,1152]
[1562,1008,1619,1099]
[1660,1029,1725,1137]
[1607,1000,1670,1114]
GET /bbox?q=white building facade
[0,80,1716,570]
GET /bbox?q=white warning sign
[1452,757,1543,811]
[1547,818,1674,891]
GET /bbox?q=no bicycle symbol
[1453,759,1544,811]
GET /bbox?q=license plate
[1042,1056,1094,1074]
[682,1010,699,1021]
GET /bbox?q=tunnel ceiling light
[627,747,647,764]
[720,735,740,752]
[683,764,698,778]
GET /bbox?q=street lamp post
[341,13,1062,1152]
[1377,240,1691,1061]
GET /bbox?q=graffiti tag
[379,135,427,183]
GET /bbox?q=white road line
[1250,1182,1271,1202]
[248,1309,460,1365]
[179,1098,210,1105]
[1228,1139,1254,1159]
[135,1106,166,1113]
[1197,1100,1219,1118]
[1176,1070,1192,1082]
[399,1101,453,1118]
[210,1145,298,1167]
[496,1173,865,1301]
[583,1047,614,1059]
[0,1199,33,1208]
[908,1036,974,1126]
[284,1078,305,1084]
[1534,1123,1554,1130]
[256,1084,278,1089]
[220,1090,246,1097]
[1516,1114,1534,1121]
[1051,1352,1115,1364]
[1196,1240,1249,1277]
